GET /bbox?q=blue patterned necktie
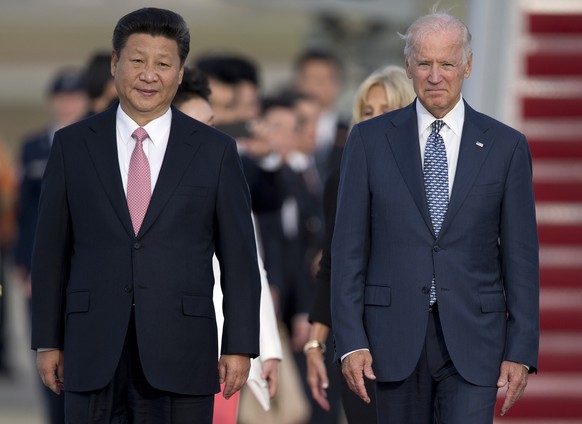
[424,120,448,305]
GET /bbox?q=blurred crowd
[0,46,413,424]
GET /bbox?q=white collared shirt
[116,106,172,195]
[416,96,465,198]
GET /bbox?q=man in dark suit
[14,67,88,424]
[331,12,539,423]
[31,8,261,423]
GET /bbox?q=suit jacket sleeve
[310,167,341,327]
[500,135,540,371]
[331,126,371,359]
[215,139,262,357]
[30,135,71,349]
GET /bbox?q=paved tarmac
[0,277,44,424]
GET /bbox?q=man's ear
[405,58,413,79]
[111,50,118,77]
[464,53,473,79]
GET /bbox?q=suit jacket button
[433,245,440,252]
[124,285,133,293]
[133,242,141,249]
[422,287,430,294]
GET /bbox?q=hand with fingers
[306,346,330,410]
[497,360,529,416]
[218,354,251,400]
[341,350,376,404]
[36,350,65,395]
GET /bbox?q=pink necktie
[127,127,151,236]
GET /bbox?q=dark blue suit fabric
[331,101,539,388]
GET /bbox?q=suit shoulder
[172,108,236,150]
[352,105,412,144]
[469,108,525,140]
[53,113,101,142]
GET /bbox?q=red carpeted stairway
[495,5,582,423]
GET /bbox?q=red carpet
[494,5,582,423]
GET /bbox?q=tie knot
[432,120,444,135]
[132,127,149,144]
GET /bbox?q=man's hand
[261,358,280,398]
[36,350,64,395]
[306,347,330,410]
[497,360,529,416]
[341,350,376,403]
[218,354,251,400]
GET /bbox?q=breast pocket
[364,285,391,307]
[182,295,215,319]
[173,185,208,197]
[467,182,503,197]
[66,290,90,314]
[479,291,506,313]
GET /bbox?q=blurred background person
[252,91,333,423]
[83,51,118,116]
[0,134,16,378]
[194,53,261,128]
[174,66,283,424]
[193,53,286,308]
[292,49,349,182]
[12,66,88,424]
[305,65,415,423]
[173,66,214,126]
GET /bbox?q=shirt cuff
[341,348,369,362]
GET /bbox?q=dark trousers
[375,304,498,424]
[65,312,214,424]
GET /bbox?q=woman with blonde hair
[304,65,415,423]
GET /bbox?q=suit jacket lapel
[439,102,494,237]
[84,107,135,239]
[386,104,433,234]
[137,108,202,237]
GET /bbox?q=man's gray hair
[399,12,472,65]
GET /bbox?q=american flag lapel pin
[476,141,484,148]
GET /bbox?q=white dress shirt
[38,106,173,352]
[416,96,464,198]
[116,106,172,195]
[341,97,465,362]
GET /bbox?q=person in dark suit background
[331,11,539,423]
[31,8,261,423]
[13,67,88,424]
[305,65,415,424]
[292,49,349,182]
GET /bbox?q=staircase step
[537,202,582,224]
[535,182,582,201]
[540,246,582,289]
[527,52,582,76]
[538,332,582,373]
[540,288,582,331]
[533,160,582,201]
[529,139,582,159]
[538,224,582,245]
[520,117,582,159]
[523,97,582,118]
[522,119,582,159]
[529,13,582,34]
[541,266,582,288]
[495,373,582,419]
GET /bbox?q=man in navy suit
[331,12,539,423]
[31,8,260,423]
